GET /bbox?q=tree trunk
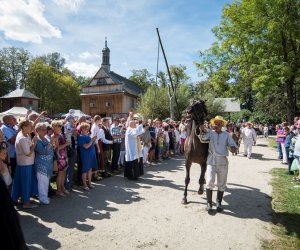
[285,77,295,124]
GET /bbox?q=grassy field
[263,138,300,249]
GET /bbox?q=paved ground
[19,137,280,250]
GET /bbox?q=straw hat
[246,121,253,126]
[133,113,143,121]
[210,115,227,126]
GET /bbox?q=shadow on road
[248,153,275,161]
[222,183,272,222]
[19,155,187,249]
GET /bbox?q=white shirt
[91,123,101,144]
[98,127,113,145]
[125,124,144,162]
[15,132,35,166]
[199,129,237,166]
[242,127,257,142]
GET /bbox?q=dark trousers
[124,157,144,180]
[65,148,77,190]
[277,142,283,159]
[103,150,111,173]
[111,143,121,171]
[76,147,82,185]
[10,157,16,179]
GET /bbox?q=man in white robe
[124,120,144,180]
[241,122,257,159]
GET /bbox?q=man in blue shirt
[0,115,18,178]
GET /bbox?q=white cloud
[65,62,99,77]
[0,0,61,43]
[78,51,100,60]
[52,0,85,12]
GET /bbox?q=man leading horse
[198,115,238,213]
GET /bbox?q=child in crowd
[157,130,164,161]
[118,123,126,168]
[263,124,269,138]
[163,126,170,159]
[77,122,98,190]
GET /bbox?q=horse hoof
[198,189,204,195]
[181,199,188,205]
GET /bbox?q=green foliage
[0,47,83,114]
[0,46,31,92]
[192,81,225,120]
[196,0,300,123]
[137,85,169,119]
[228,109,252,122]
[135,65,194,120]
[38,52,66,72]
[26,58,80,114]
[249,111,279,124]
[129,69,155,92]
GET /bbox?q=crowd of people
[0,109,299,211]
[274,118,300,181]
[0,110,189,209]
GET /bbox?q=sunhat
[210,115,227,126]
[133,113,143,121]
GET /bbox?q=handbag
[291,159,299,172]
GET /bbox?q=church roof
[82,67,143,97]
[1,89,40,99]
[81,40,143,97]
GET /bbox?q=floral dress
[55,133,68,171]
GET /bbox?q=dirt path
[19,137,279,250]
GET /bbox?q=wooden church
[80,40,143,118]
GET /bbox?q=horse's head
[185,99,207,125]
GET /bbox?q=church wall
[81,93,124,117]
[122,95,136,113]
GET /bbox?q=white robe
[125,124,144,162]
[242,127,257,157]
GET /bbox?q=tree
[39,52,66,72]
[136,65,194,120]
[0,47,31,91]
[129,69,155,92]
[26,58,80,114]
[137,85,169,119]
[196,0,300,123]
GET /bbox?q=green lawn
[263,167,300,249]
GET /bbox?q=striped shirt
[111,126,122,143]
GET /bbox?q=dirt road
[19,137,278,249]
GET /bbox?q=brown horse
[182,100,209,204]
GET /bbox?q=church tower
[101,37,110,72]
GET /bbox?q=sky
[0,0,232,83]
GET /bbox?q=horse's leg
[198,162,207,195]
[182,160,191,204]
